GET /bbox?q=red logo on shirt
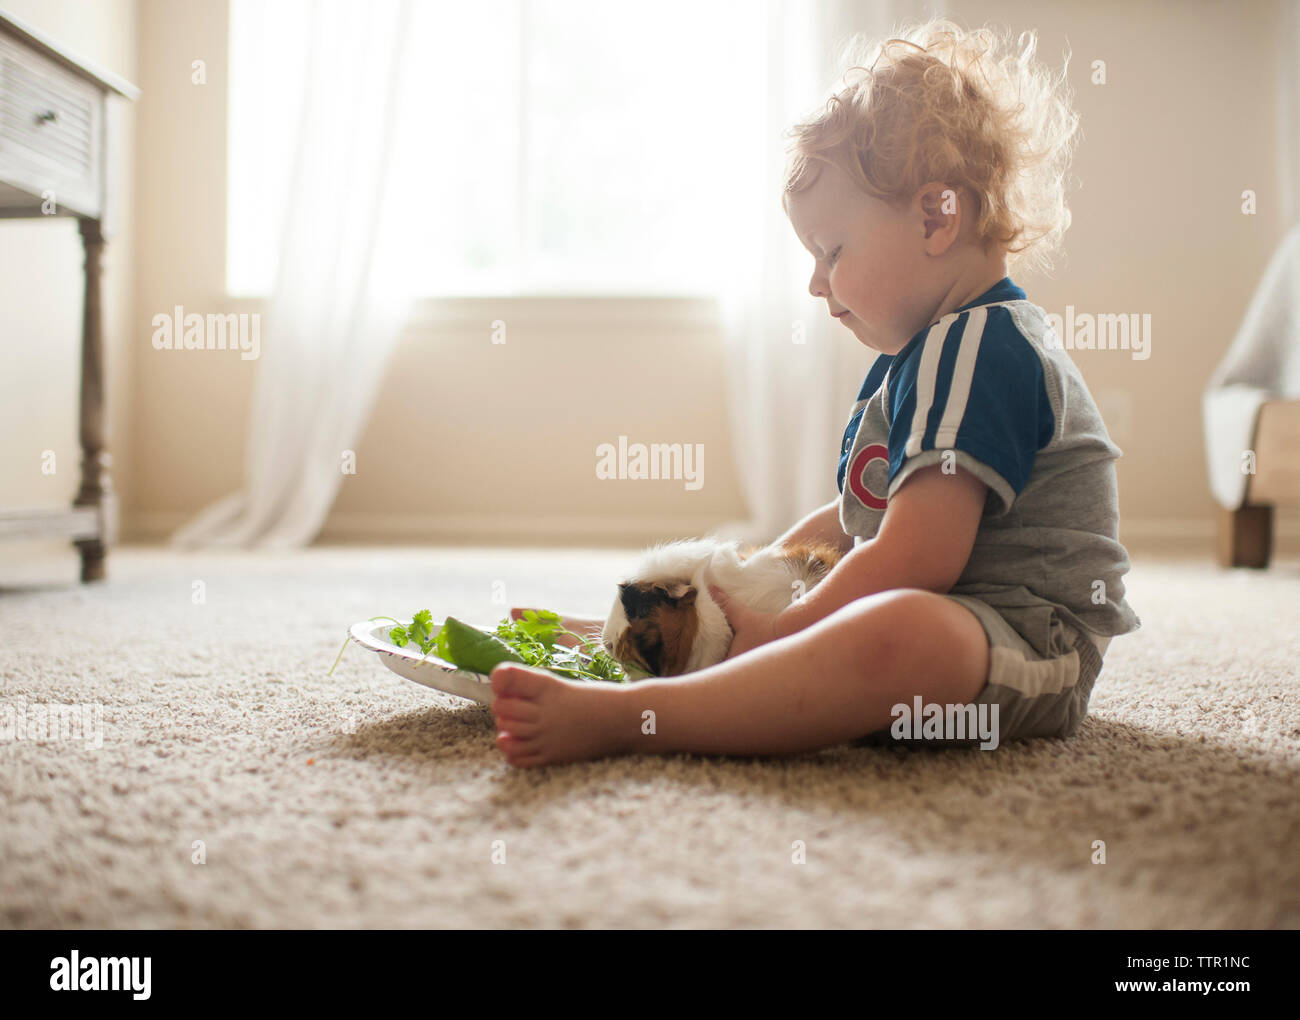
[848,443,889,510]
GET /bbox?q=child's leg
[490,588,989,766]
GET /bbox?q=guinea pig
[600,537,842,677]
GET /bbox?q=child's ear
[916,181,961,253]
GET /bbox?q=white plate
[346,617,650,706]
[347,618,500,705]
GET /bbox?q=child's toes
[496,730,538,756]
[491,696,541,724]
[495,717,540,738]
[502,741,550,768]
[489,662,553,699]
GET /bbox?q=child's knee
[824,588,988,698]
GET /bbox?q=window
[227,0,767,298]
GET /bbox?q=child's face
[786,161,932,355]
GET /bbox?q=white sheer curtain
[709,0,898,546]
[171,0,414,549]
[175,0,898,550]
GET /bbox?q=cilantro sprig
[489,608,633,683]
[389,609,436,655]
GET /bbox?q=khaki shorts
[852,594,1108,750]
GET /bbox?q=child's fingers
[562,616,607,648]
[554,619,594,649]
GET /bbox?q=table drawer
[0,31,101,216]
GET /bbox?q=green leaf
[438,616,526,675]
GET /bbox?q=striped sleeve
[884,305,1055,515]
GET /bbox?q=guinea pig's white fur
[600,536,841,677]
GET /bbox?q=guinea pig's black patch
[618,582,691,621]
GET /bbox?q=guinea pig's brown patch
[616,580,699,676]
[780,539,842,582]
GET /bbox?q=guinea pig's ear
[663,582,697,607]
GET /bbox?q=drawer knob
[35,109,58,125]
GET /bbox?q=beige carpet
[1,543,1297,929]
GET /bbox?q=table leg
[74,217,111,582]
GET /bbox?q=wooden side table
[0,9,138,581]
[1217,399,1300,568]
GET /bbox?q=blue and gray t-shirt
[836,276,1141,641]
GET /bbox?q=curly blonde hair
[782,18,1081,277]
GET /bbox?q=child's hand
[707,585,778,661]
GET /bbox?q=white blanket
[1204,222,1300,508]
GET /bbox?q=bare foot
[489,663,634,767]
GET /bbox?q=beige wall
[4,0,1297,555]
[949,0,1298,550]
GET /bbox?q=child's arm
[770,497,856,557]
[772,464,987,640]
